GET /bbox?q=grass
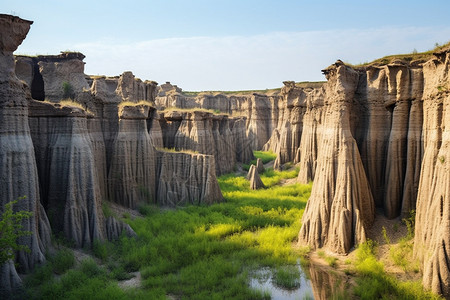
[350,41,450,67]
[352,240,442,300]
[272,265,301,289]
[24,169,312,299]
[50,248,75,275]
[243,150,277,171]
[156,147,200,155]
[117,100,154,108]
[159,106,228,116]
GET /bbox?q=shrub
[51,248,75,274]
[0,197,32,265]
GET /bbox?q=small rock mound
[256,158,265,173]
[248,165,265,190]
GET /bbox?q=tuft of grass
[349,40,450,67]
[382,226,390,244]
[243,150,277,170]
[353,240,441,299]
[156,147,199,155]
[325,256,338,268]
[51,248,75,275]
[118,100,154,108]
[160,106,228,116]
[272,265,301,289]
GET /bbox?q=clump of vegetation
[382,226,390,244]
[117,100,154,108]
[160,106,228,116]
[353,240,440,299]
[156,147,200,155]
[350,40,450,67]
[272,265,301,289]
[62,81,75,99]
[50,248,75,274]
[243,150,277,170]
[0,197,32,265]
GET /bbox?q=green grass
[25,171,312,299]
[50,248,75,275]
[272,265,301,289]
[353,240,442,300]
[350,41,450,67]
[243,150,277,171]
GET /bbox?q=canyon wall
[0,14,224,296]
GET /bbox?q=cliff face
[159,110,253,175]
[414,50,450,297]
[29,102,104,248]
[108,104,157,209]
[0,14,51,297]
[293,53,449,297]
[157,151,223,206]
[298,63,375,254]
[1,14,225,296]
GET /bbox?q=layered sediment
[0,14,51,297]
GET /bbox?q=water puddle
[249,260,347,300]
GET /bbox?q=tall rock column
[298,62,375,254]
[414,49,450,298]
[108,104,157,208]
[28,102,104,248]
[0,14,51,296]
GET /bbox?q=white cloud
[74,26,450,91]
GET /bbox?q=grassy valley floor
[21,151,444,299]
[23,153,312,299]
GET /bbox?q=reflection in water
[249,260,348,300]
[307,262,348,300]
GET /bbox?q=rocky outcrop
[256,158,264,173]
[156,151,223,206]
[160,110,253,175]
[105,216,137,241]
[28,101,104,248]
[231,117,254,163]
[108,104,157,209]
[414,49,450,298]
[248,165,265,190]
[298,62,375,254]
[0,14,51,297]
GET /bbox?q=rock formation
[247,165,265,190]
[29,101,104,248]
[159,110,253,175]
[108,104,157,209]
[256,158,264,173]
[0,14,51,297]
[414,48,450,297]
[298,62,375,254]
[156,151,223,206]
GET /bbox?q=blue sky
[4,0,450,90]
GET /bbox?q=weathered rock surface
[298,62,375,254]
[28,101,104,248]
[108,104,157,208]
[105,216,137,241]
[160,110,253,175]
[414,49,450,298]
[0,14,51,297]
[248,165,265,190]
[256,158,264,173]
[231,117,254,163]
[156,150,223,206]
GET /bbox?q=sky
[4,0,450,91]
